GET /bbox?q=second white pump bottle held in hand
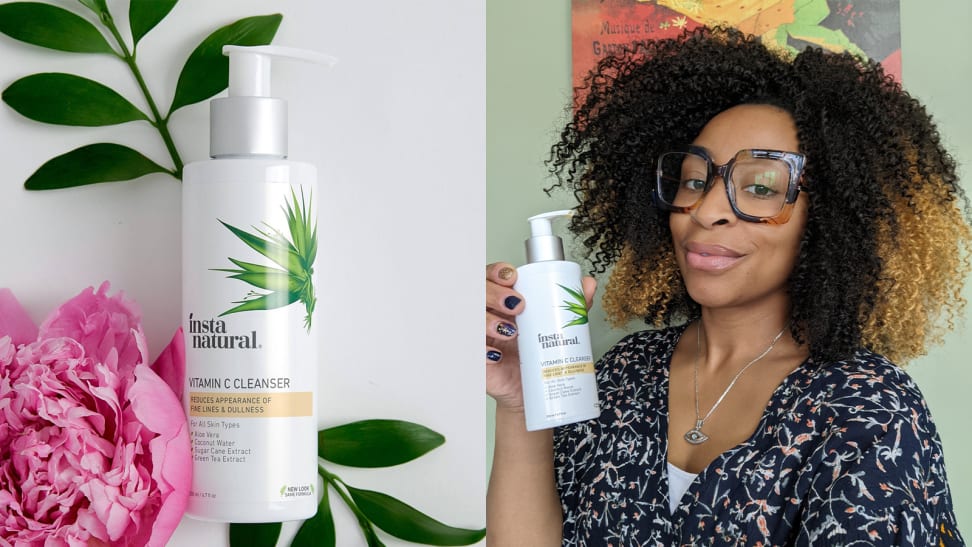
[514,210,600,431]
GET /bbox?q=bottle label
[516,272,599,430]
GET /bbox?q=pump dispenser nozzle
[211,45,336,159]
[525,209,573,263]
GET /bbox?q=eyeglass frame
[653,145,809,225]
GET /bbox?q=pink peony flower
[0,283,190,546]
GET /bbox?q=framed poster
[572,0,901,94]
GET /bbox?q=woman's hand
[486,262,597,412]
[486,262,526,411]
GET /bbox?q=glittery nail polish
[498,267,514,280]
[503,295,522,310]
[487,350,502,362]
[496,322,517,337]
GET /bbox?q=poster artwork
[572,0,902,95]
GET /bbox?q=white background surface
[0,1,486,545]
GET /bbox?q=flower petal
[150,328,185,403]
[0,288,39,345]
[128,365,190,547]
[37,282,145,373]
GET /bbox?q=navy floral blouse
[553,326,964,546]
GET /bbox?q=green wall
[486,0,972,532]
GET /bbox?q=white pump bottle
[182,45,335,522]
[514,210,600,431]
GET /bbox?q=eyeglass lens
[658,151,792,218]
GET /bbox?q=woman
[486,28,968,545]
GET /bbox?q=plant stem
[98,7,183,179]
[319,467,384,546]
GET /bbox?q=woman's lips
[684,243,744,271]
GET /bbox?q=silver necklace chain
[684,322,788,445]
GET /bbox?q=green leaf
[320,420,445,468]
[77,0,108,17]
[228,522,282,547]
[3,73,148,126]
[292,483,335,547]
[367,533,387,547]
[24,143,167,190]
[169,13,282,113]
[346,486,486,546]
[320,470,386,546]
[130,0,178,46]
[0,2,114,54]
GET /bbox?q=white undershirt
[667,461,699,514]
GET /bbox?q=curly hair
[548,27,972,363]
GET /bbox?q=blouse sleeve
[796,362,964,546]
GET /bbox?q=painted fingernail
[498,267,514,280]
[487,350,502,362]
[503,295,521,310]
[496,322,517,337]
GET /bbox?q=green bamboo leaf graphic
[346,486,486,546]
[219,190,316,330]
[223,271,303,293]
[320,420,445,468]
[290,189,317,327]
[218,221,302,273]
[213,258,304,293]
[129,0,178,46]
[284,193,305,253]
[563,311,588,322]
[0,2,115,54]
[169,14,282,113]
[304,201,318,266]
[557,284,587,304]
[255,224,299,257]
[563,316,589,327]
[562,303,588,314]
[219,291,299,316]
[228,522,282,547]
[3,73,148,126]
[24,143,167,190]
[284,188,318,268]
[557,284,588,329]
[222,257,285,274]
[292,483,336,547]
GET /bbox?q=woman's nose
[690,177,736,227]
